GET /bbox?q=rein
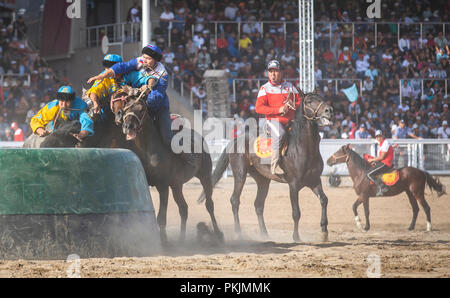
[330,152,350,164]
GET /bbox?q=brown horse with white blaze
[327,144,446,231]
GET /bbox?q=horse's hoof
[364,227,370,232]
[216,231,225,243]
[293,234,301,243]
[320,232,329,242]
[355,216,363,230]
[408,226,415,231]
[426,222,432,232]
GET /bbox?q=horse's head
[327,144,351,166]
[301,93,334,126]
[122,94,148,141]
[111,86,133,125]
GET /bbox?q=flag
[342,83,358,103]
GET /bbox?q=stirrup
[375,186,388,197]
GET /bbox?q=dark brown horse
[327,144,446,231]
[111,87,223,244]
[201,93,334,242]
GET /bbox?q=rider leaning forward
[255,60,301,175]
[30,86,94,142]
[87,44,194,166]
[86,54,123,114]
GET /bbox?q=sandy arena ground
[0,176,449,278]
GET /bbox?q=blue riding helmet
[56,86,75,101]
[103,54,123,68]
[142,44,163,62]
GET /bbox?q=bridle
[303,96,325,121]
[330,152,350,164]
[122,90,149,131]
[110,89,130,112]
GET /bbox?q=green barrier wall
[0,148,152,214]
[0,149,160,259]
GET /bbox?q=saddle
[380,170,400,186]
[254,123,292,159]
[364,154,400,187]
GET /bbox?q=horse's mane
[347,148,371,171]
[291,92,321,139]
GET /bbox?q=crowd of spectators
[0,14,64,142]
[1,1,450,143]
[158,0,450,139]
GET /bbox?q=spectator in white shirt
[362,76,374,92]
[434,32,448,49]
[193,32,205,49]
[398,34,410,52]
[224,2,239,20]
[397,101,410,113]
[400,80,413,99]
[356,55,369,78]
[160,6,174,33]
[437,121,450,139]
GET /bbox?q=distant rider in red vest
[367,130,394,196]
[255,60,301,175]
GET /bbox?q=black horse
[112,89,223,244]
[23,121,81,148]
[201,93,334,242]
[23,90,128,149]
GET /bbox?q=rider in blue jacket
[87,44,194,165]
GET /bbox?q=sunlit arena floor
[1,176,449,278]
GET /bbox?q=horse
[200,92,334,242]
[111,87,223,244]
[327,144,446,231]
[23,120,81,148]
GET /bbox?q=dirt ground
[0,176,449,278]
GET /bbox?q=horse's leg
[198,172,224,242]
[156,185,170,245]
[362,196,371,231]
[250,170,271,239]
[229,156,248,237]
[289,184,301,242]
[416,192,432,231]
[311,182,329,242]
[352,198,363,230]
[170,184,188,242]
[406,190,419,231]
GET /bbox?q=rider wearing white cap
[366,130,394,196]
[255,59,301,175]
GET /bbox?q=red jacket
[255,81,301,125]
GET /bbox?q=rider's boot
[271,154,284,175]
[374,177,389,197]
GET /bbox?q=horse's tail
[197,144,231,203]
[424,171,446,197]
